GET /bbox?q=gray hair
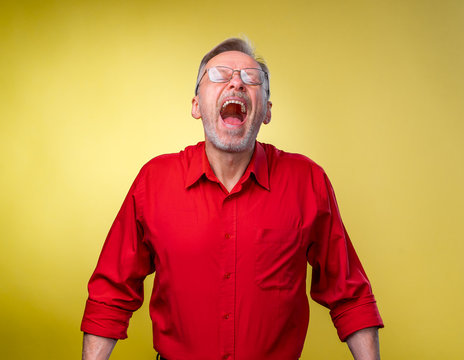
[195,37,270,99]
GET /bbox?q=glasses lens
[206,66,266,85]
[208,66,233,83]
[241,69,265,85]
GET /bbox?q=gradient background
[1,0,463,359]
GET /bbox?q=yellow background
[1,0,463,359]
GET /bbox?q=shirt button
[224,272,231,279]
[225,233,231,239]
[223,354,230,359]
[223,313,231,319]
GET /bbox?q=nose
[227,70,245,92]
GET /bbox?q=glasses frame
[195,65,268,95]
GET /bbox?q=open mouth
[220,99,247,126]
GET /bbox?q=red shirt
[81,141,383,360]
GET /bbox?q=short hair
[195,37,270,99]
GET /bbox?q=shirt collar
[247,141,270,190]
[185,141,270,191]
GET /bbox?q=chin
[213,138,252,153]
[206,131,255,153]
[218,143,249,153]
[202,117,261,153]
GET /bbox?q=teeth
[222,100,246,114]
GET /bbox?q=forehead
[206,51,260,69]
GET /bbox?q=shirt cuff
[330,295,384,341]
[81,299,133,339]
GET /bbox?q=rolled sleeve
[81,166,155,339]
[330,295,383,341]
[81,299,133,339]
[307,171,383,341]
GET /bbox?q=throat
[205,142,254,192]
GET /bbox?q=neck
[205,141,255,193]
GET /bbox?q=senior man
[81,37,384,360]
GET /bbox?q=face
[191,51,272,153]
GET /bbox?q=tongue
[223,115,243,125]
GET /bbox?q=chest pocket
[254,228,302,290]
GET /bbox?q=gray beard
[202,119,260,153]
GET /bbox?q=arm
[307,171,384,340]
[81,166,155,350]
[346,327,380,360]
[82,333,117,360]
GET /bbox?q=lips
[220,98,248,126]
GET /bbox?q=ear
[263,100,272,124]
[191,96,201,119]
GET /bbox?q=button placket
[219,197,236,359]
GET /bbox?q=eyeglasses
[195,66,268,95]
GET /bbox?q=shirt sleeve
[81,167,155,339]
[306,171,384,341]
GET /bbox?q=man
[81,38,383,360]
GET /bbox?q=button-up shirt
[81,141,383,360]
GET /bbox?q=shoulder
[126,143,204,197]
[259,142,332,205]
[259,142,326,176]
[139,142,204,176]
